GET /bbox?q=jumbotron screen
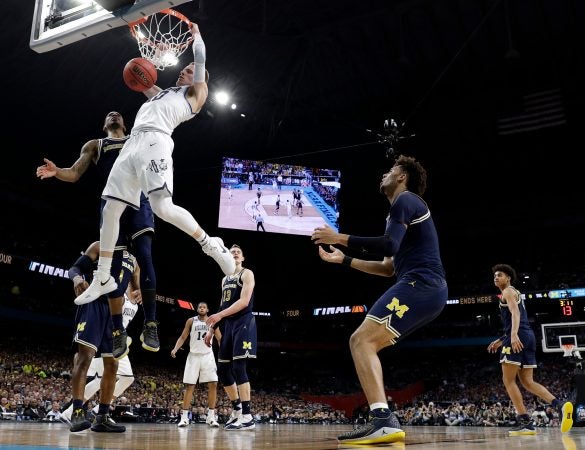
[218,157,340,237]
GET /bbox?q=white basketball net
[562,344,575,357]
[129,9,193,70]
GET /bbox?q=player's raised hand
[204,331,213,348]
[36,158,57,179]
[190,22,200,36]
[311,224,338,245]
[74,280,90,297]
[318,245,344,264]
[130,289,142,304]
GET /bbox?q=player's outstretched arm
[318,245,395,277]
[36,139,98,182]
[187,22,208,112]
[311,224,349,246]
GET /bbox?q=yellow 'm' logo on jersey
[385,297,409,318]
[502,346,511,355]
[242,341,252,350]
[77,322,86,332]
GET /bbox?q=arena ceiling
[3,0,585,302]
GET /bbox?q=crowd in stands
[1,337,579,429]
[0,339,349,425]
[221,157,342,196]
[311,182,339,211]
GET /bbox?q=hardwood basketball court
[0,422,582,449]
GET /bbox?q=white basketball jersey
[133,86,196,135]
[189,316,213,355]
[122,294,138,329]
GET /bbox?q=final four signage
[313,305,367,316]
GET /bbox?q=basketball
[123,57,157,92]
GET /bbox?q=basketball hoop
[562,344,575,357]
[128,9,193,70]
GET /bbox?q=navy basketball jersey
[499,286,532,335]
[95,136,129,186]
[388,191,445,280]
[220,269,254,320]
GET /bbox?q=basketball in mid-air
[123,57,157,92]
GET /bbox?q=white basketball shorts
[88,355,133,378]
[183,351,218,384]
[102,131,175,209]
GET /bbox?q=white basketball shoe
[74,272,117,305]
[202,237,236,275]
[177,417,190,428]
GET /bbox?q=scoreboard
[446,288,585,321]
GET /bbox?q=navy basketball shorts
[367,276,448,344]
[123,195,155,240]
[73,298,114,357]
[499,329,537,368]
[218,314,257,362]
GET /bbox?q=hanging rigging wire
[367,0,504,159]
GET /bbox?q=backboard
[30,0,191,53]
[541,321,585,353]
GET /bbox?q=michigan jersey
[220,269,254,321]
[95,136,129,185]
[389,191,445,281]
[499,286,532,335]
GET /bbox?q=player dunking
[206,245,257,430]
[171,302,221,428]
[72,24,235,320]
[488,263,573,436]
[36,111,161,356]
[312,155,448,445]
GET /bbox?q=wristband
[72,275,84,287]
[342,256,353,267]
[192,34,206,83]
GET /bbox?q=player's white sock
[96,256,113,281]
[196,232,209,246]
[370,402,389,411]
